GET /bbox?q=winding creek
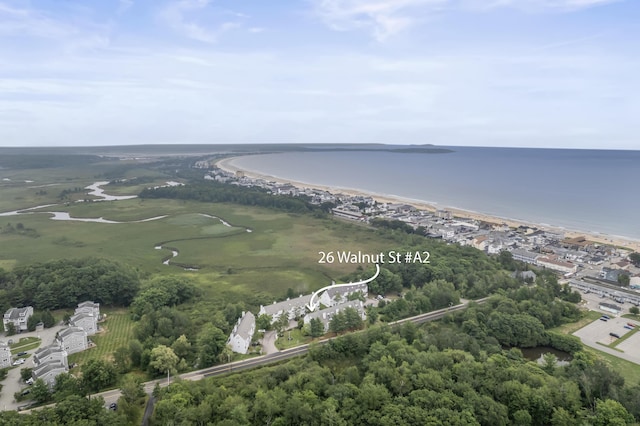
[0,181,253,270]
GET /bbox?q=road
[22,297,487,415]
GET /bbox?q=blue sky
[0,0,637,149]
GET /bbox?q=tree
[82,359,117,393]
[197,323,227,367]
[630,306,639,316]
[20,367,33,382]
[149,345,179,381]
[618,273,630,287]
[309,318,325,338]
[42,310,56,328]
[344,307,364,331]
[53,373,85,401]
[171,334,193,363]
[629,252,640,267]
[256,314,272,331]
[31,378,52,403]
[5,322,16,336]
[113,345,131,373]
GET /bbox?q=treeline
[150,322,638,425]
[0,258,140,311]
[0,154,105,170]
[139,181,334,215]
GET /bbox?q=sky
[0,0,638,149]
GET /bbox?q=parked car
[108,402,117,411]
[16,351,28,356]
[25,377,34,385]
[12,359,25,366]
[610,332,620,338]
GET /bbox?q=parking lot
[573,314,640,364]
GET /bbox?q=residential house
[56,327,88,355]
[318,282,368,308]
[76,301,100,320]
[3,306,34,332]
[0,341,11,369]
[33,344,68,368]
[227,311,256,354]
[32,360,68,388]
[259,294,312,324]
[69,312,98,336]
[304,300,366,332]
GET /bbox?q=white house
[33,360,68,388]
[56,327,88,355]
[33,344,68,368]
[76,301,100,320]
[0,341,11,369]
[318,282,368,308]
[227,311,256,354]
[3,306,34,332]
[304,300,366,332]
[69,312,98,336]
[259,294,312,324]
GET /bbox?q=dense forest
[0,258,140,312]
[139,181,335,215]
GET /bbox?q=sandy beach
[216,156,640,253]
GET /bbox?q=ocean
[228,147,640,240]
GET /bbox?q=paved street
[0,323,66,411]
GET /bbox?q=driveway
[261,331,279,355]
[0,322,66,412]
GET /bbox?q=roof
[261,294,312,316]
[323,282,368,299]
[70,312,95,323]
[34,344,65,359]
[33,360,67,378]
[234,312,255,341]
[58,327,86,339]
[78,301,99,309]
[306,300,364,323]
[3,306,32,319]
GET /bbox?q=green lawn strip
[68,309,135,367]
[622,314,640,321]
[596,341,624,352]
[10,337,41,354]
[549,310,602,335]
[584,347,640,386]
[610,326,640,349]
[275,329,311,350]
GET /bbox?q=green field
[68,309,136,366]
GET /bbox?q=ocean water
[229,147,640,240]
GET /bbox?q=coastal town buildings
[259,294,312,324]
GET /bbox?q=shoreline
[215,156,640,253]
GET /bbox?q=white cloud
[312,0,622,40]
[159,0,241,43]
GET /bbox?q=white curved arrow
[307,263,381,312]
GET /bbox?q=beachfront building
[304,301,366,333]
[69,312,98,336]
[0,341,11,369]
[227,311,256,354]
[56,327,88,355]
[537,256,578,275]
[3,306,34,332]
[511,249,540,265]
[259,294,312,324]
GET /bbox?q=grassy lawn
[276,329,311,350]
[622,314,640,321]
[68,309,135,367]
[549,310,602,334]
[585,347,640,386]
[10,337,41,354]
